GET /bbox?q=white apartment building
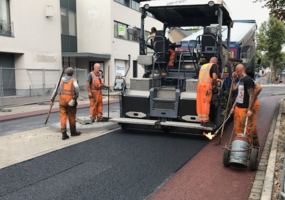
[0,0,162,96]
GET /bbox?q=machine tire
[249,148,259,171]
[223,145,231,167]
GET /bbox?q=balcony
[0,20,14,37]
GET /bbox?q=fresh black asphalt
[0,129,209,200]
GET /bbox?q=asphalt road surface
[0,86,284,200]
[0,130,209,200]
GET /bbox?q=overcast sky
[225,0,269,29]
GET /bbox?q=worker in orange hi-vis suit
[168,47,176,67]
[230,64,256,143]
[50,67,81,140]
[86,63,110,122]
[196,57,220,127]
[150,27,176,67]
[232,72,262,146]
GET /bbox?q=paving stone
[260,159,268,163]
[250,188,262,193]
[248,192,261,200]
[252,180,264,189]
[255,174,265,180]
[256,171,265,177]
[258,165,267,171]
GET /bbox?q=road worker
[86,63,110,122]
[150,27,176,67]
[230,64,256,143]
[50,67,81,140]
[196,57,220,127]
[232,72,262,146]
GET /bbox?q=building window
[61,8,76,36]
[61,9,69,35]
[60,0,77,52]
[68,11,76,36]
[114,21,129,41]
[115,0,130,7]
[114,21,151,43]
[0,0,10,21]
[0,0,13,37]
[131,0,139,11]
[114,0,154,17]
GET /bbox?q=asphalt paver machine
[111,0,237,135]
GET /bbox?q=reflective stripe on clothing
[196,83,212,123]
[89,90,103,117]
[90,71,103,90]
[198,63,213,83]
[196,63,214,123]
[59,79,75,96]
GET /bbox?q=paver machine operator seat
[200,27,217,61]
[153,30,169,64]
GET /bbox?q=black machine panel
[178,99,197,117]
[122,96,150,117]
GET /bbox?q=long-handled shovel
[218,77,235,144]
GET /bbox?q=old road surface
[0,86,284,200]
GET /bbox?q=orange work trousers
[234,106,253,143]
[168,48,175,67]
[196,82,212,123]
[252,99,260,146]
[59,98,77,133]
[89,90,103,119]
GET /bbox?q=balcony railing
[0,19,14,37]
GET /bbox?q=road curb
[48,121,120,133]
[0,99,119,122]
[248,98,284,200]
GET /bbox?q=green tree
[275,51,285,73]
[256,16,285,82]
[254,0,285,22]
[256,50,270,68]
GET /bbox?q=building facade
[0,0,162,96]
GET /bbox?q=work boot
[62,132,69,140]
[90,116,96,123]
[97,116,104,122]
[71,131,81,136]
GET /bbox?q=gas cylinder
[229,134,250,167]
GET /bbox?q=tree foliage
[256,50,270,68]
[256,16,285,79]
[254,0,285,22]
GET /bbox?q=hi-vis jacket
[90,72,103,90]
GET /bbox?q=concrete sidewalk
[0,96,119,122]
